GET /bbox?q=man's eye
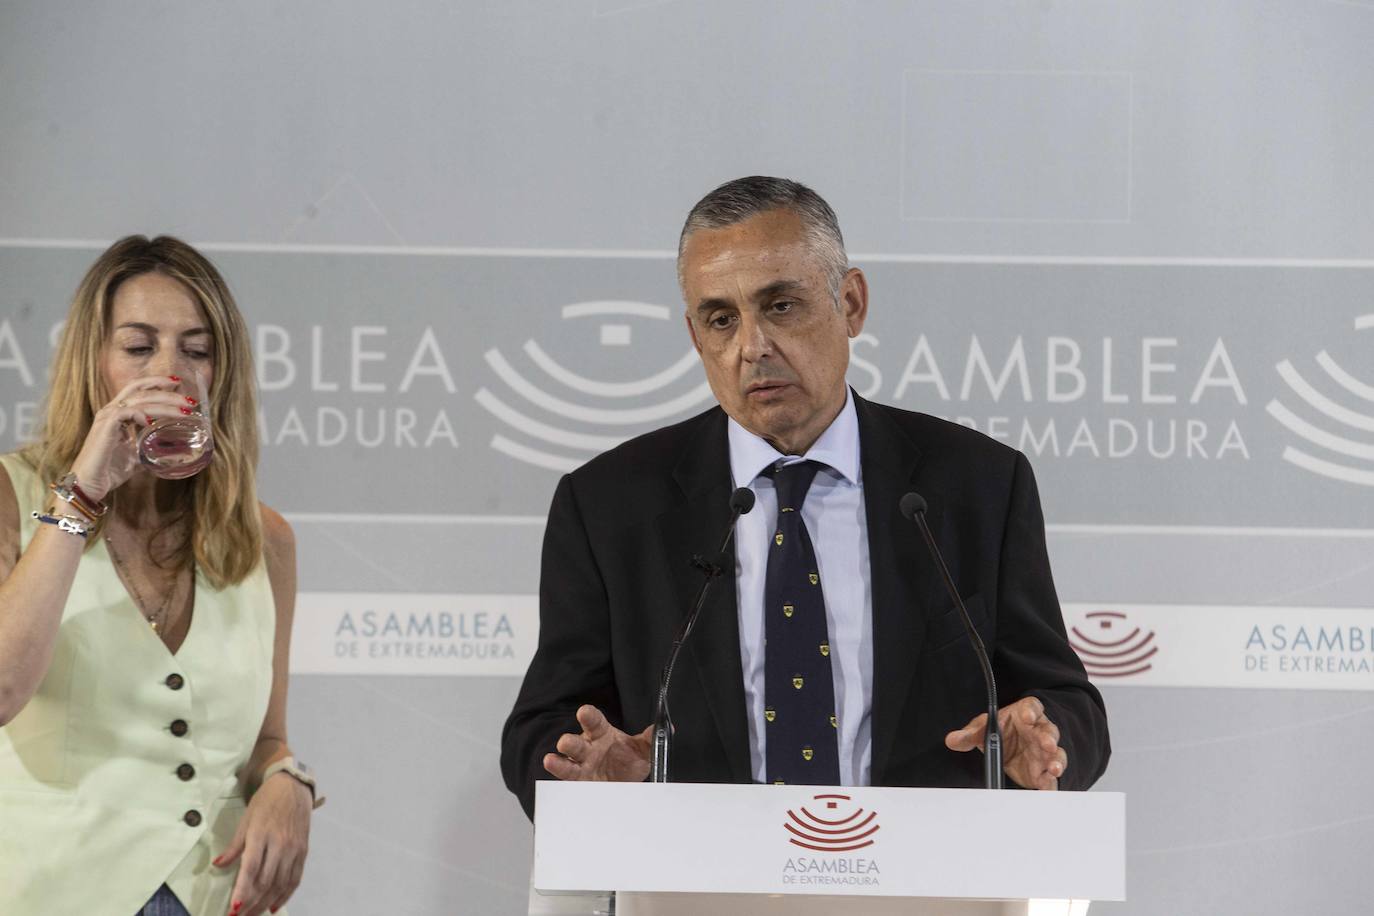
[770,300,795,313]
[708,314,736,330]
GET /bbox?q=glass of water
[138,372,214,479]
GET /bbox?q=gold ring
[117,399,127,408]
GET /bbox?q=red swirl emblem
[1069,609,1157,678]
[784,793,880,852]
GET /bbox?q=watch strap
[261,756,326,810]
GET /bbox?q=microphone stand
[902,493,1003,790]
[650,490,753,783]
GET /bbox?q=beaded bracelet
[32,511,91,539]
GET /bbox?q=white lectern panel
[533,782,1124,902]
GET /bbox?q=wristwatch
[261,756,326,810]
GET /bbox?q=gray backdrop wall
[3,2,1373,914]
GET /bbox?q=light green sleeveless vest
[0,453,278,915]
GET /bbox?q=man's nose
[738,314,773,362]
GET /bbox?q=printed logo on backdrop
[1243,610,1374,681]
[0,315,62,444]
[475,301,713,472]
[254,321,463,451]
[844,306,1374,519]
[5,259,1373,526]
[290,593,538,676]
[781,793,882,888]
[1063,604,1374,690]
[847,324,1252,464]
[1266,312,1374,488]
[1067,610,1158,679]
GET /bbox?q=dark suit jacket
[500,394,1110,819]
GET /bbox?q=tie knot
[770,460,822,514]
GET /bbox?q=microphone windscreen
[730,487,756,515]
[898,491,928,520]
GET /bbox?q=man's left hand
[945,696,1066,790]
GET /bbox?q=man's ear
[684,312,704,354]
[841,267,869,338]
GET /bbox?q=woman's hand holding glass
[137,370,213,479]
[69,374,208,501]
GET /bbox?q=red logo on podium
[784,793,880,852]
[1069,610,1158,678]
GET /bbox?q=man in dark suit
[501,177,1109,819]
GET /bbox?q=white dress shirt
[728,390,874,786]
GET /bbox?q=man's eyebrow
[694,279,809,315]
[694,297,734,316]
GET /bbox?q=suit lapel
[656,408,752,783]
[855,395,930,784]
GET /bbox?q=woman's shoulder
[256,503,296,622]
[258,503,296,563]
[0,452,44,511]
[0,450,38,483]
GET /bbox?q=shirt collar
[727,388,861,488]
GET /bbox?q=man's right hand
[542,705,653,783]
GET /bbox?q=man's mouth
[746,380,791,398]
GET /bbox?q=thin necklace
[105,531,185,634]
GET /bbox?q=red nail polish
[185,396,198,405]
[146,416,155,425]
[180,406,193,415]
[169,375,181,382]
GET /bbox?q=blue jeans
[137,884,191,916]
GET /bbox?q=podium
[530,782,1124,915]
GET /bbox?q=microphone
[650,487,755,783]
[899,491,1003,790]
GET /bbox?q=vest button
[165,673,185,690]
[170,719,189,737]
[177,763,196,781]
[184,809,202,827]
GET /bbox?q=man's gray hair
[677,176,849,301]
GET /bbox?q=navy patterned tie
[763,460,840,786]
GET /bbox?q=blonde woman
[0,236,318,916]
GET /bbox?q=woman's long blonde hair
[23,235,262,588]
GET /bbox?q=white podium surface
[533,782,1124,911]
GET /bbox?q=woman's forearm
[0,525,87,725]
